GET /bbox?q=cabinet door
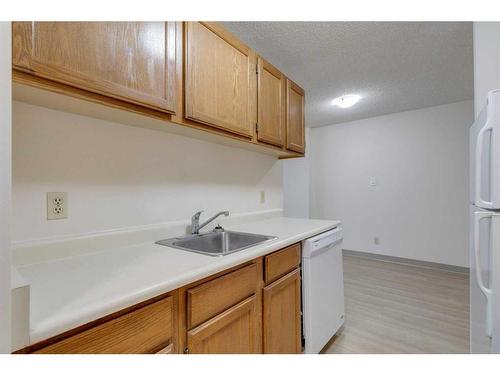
[257,57,286,147]
[286,79,305,153]
[185,22,256,138]
[263,269,302,354]
[12,22,177,113]
[187,295,261,354]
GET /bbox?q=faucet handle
[192,210,204,219]
[191,211,204,235]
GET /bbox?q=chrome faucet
[191,210,229,235]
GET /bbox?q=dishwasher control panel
[307,227,343,253]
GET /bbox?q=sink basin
[155,230,277,256]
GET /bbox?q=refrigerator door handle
[475,117,494,208]
[474,211,494,338]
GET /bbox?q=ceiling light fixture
[332,94,361,109]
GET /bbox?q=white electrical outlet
[47,192,68,220]
[260,190,266,204]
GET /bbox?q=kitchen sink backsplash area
[11,209,284,267]
[12,101,284,244]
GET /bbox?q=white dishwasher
[302,226,345,354]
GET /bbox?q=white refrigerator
[470,89,500,353]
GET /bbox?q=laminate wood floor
[322,255,469,354]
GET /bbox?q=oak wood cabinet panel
[263,269,302,354]
[12,22,177,113]
[187,262,258,329]
[155,343,174,354]
[34,295,176,354]
[184,22,256,138]
[286,79,306,153]
[187,295,261,354]
[257,57,286,147]
[264,243,301,284]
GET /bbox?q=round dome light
[332,94,361,108]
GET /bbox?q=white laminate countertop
[16,217,339,344]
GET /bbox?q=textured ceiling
[222,22,473,127]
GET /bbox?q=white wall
[310,101,472,267]
[474,22,500,116]
[283,128,310,218]
[0,22,12,353]
[12,102,283,242]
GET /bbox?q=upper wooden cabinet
[184,22,256,138]
[12,22,306,158]
[12,22,177,113]
[286,79,306,153]
[257,57,286,147]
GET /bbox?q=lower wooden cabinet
[187,295,261,354]
[17,243,303,354]
[263,269,302,354]
[264,243,301,284]
[34,294,177,354]
[186,262,258,329]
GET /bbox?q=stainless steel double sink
[156,230,277,257]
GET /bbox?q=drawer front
[35,296,174,354]
[187,262,258,329]
[264,243,301,284]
